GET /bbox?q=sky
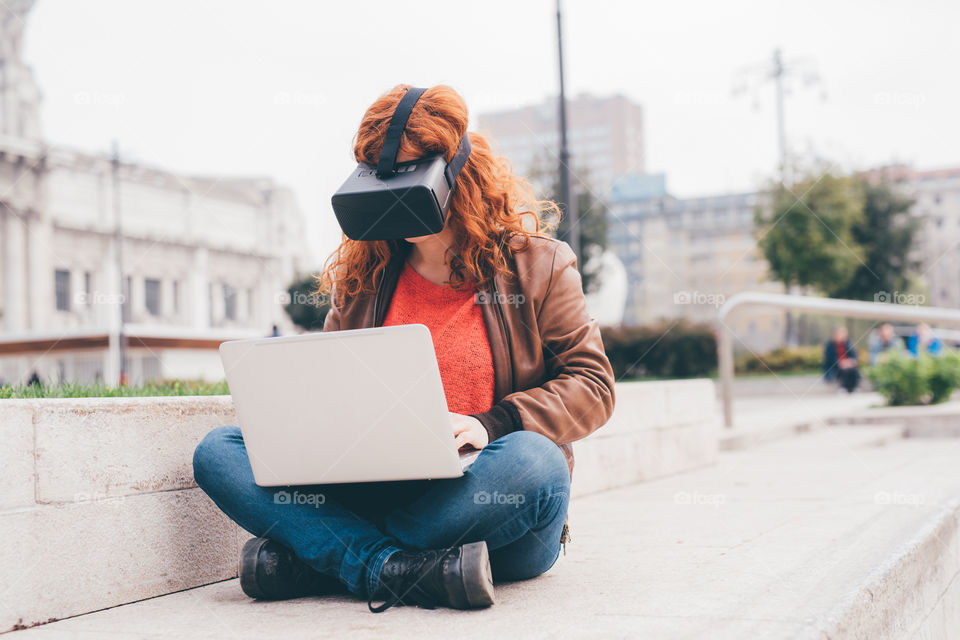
[22,0,960,265]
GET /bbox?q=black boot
[240,537,346,600]
[368,541,495,612]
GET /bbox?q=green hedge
[867,351,960,406]
[735,345,823,374]
[600,321,717,379]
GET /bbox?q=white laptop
[219,324,480,486]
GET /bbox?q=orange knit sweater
[382,260,495,416]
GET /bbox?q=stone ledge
[0,488,243,632]
[0,379,719,631]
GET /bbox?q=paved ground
[721,388,883,449]
[15,426,960,640]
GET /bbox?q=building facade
[0,1,311,385]
[477,93,645,198]
[863,165,960,310]
[607,174,785,353]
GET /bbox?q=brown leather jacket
[321,234,616,477]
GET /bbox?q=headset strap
[376,87,427,177]
[444,133,472,188]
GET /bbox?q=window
[172,280,180,314]
[144,278,161,316]
[223,284,237,321]
[55,270,71,311]
[84,272,92,306]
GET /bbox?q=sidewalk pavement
[15,425,960,639]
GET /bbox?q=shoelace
[368,552,443,613]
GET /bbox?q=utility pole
[111,140,127,386]
[772,49,788,185]
[733,47,823,187]
[556,0,579,263]
[733,48,824,346]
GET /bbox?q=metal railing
[717,292,960,428]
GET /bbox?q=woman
[193,84,615,613]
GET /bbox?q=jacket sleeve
[471,241,616,445]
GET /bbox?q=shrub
[928,351,960,404]
[600,321,716,379]
[867,353,930,406]
[866,351,960,406]
[735,345,823,374]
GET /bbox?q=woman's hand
[450,412,489,451]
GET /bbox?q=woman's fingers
[454,431,472,449]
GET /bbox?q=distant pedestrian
[27,371,42,387]
[270,324,280,337]
[823,326,860,393]
[907,323,943,357]
[868,323,903,365]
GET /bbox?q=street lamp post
[111,140,127,386]
[556,0,579,263]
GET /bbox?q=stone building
[0,1,311,385]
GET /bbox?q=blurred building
[863,164,960,309]
[0,1,310,385]
[477,93,645,198]
[478,94,787,350]
[607,174,785,352]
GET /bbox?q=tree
[829,177,918,301]
[283,275,329,332]
[755,168,866,343]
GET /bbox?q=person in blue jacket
[907,323,943,357]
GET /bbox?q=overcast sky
[24,0,960,265]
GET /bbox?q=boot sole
[458,541,495,608]
[239,537,271,599]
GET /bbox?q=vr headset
[331,87,472,241]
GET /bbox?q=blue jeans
[192,426,570,598]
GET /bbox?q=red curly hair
[316,84,559,305]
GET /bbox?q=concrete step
[719,392,884,451]
[0,379,720,630]
[825,401,960,438]
[12,428,960,639]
